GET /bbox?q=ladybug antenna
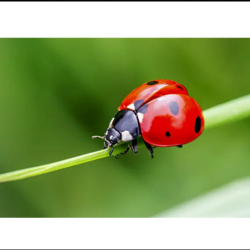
[92,135,112,152]
[92,135,104,140]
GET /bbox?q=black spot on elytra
[177,85,183,90]
[169,101,179,115]
[165,131,171,137]
[138,104,148,114]
[147,81,158,85]
[134,99,144,110]
[195,116,201,133]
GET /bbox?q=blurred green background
[0,38,250,217]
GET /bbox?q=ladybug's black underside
[104,109,155,158]
[112,110,140,139]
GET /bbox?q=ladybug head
[92,127,121,156]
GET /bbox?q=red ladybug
[93,79,204,158]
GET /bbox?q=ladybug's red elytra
[92,79,204,158]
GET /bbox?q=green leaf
[155,177,250,217]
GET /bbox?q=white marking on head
[137,112,144,123]
[109,117,114,127]
[109,135,113,140]
[127,103,135,110]
[121,130,133,141]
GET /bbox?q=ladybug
[92,79,204,158]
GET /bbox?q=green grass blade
[1,94,250,183]
[155,176,250,217]
[204,95,250,129]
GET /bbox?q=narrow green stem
[1,95,250,183]
[204,95,250,129]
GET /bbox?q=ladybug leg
[176,145,183,148]
[109,146,114,156]
[120,139,138,156]
[130,139,138,154]
[121,146,130,155]
[144,141,154,159]
[103,140,108,149]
